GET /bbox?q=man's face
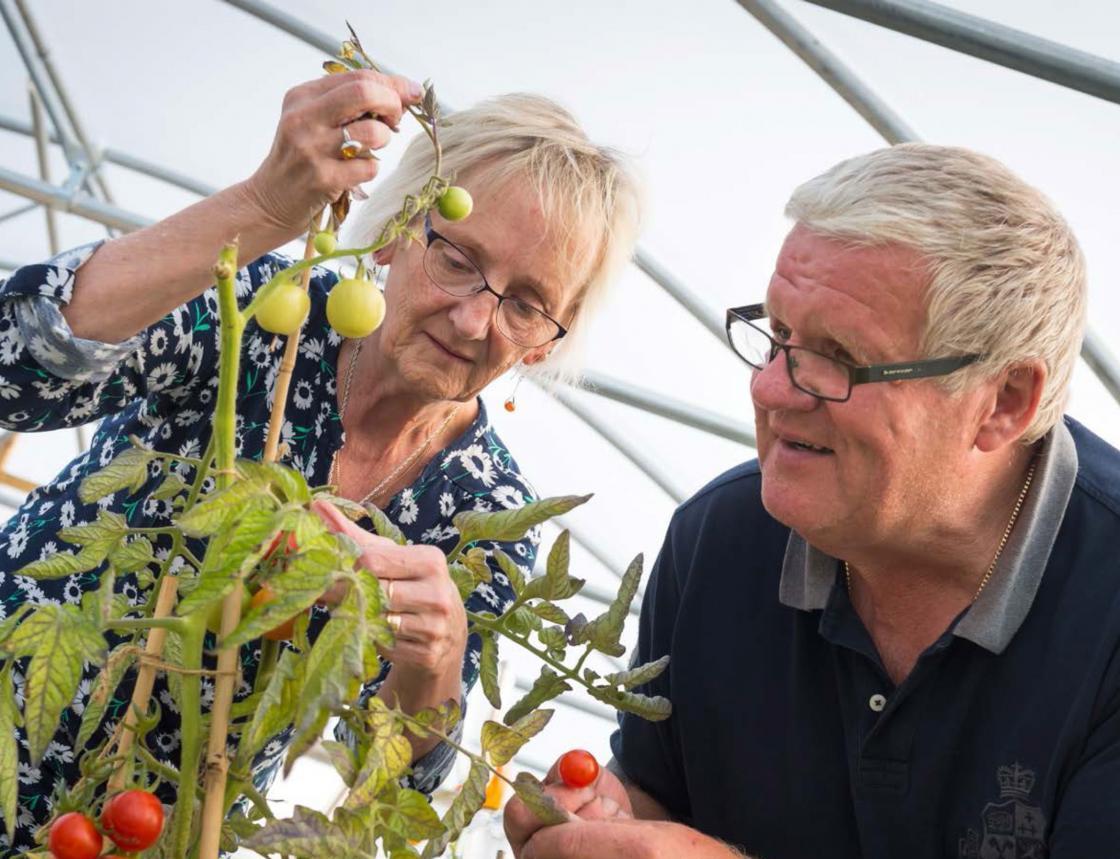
[752,225,986,551]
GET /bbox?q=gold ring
[339,125,362,160]
[387,611,402,635]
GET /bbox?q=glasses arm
[851,354,982,385]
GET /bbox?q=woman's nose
[448,289,496,340]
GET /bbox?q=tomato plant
[437,185,473,222]
[250,582,304,641]
[326,277,386,339]
[255,279,310,335]
[558,749,600,788]
[100,789,165,852]
[1,28,672,859]
[313,230,337,254]
[47,812,102,859]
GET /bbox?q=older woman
[0,69,640,850]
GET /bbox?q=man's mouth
[781,437,834,454]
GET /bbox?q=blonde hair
[785,143,1086,442]
[342,93,643,387]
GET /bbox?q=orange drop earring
[504,373,523,412]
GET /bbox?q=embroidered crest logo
[959,763,1047,859]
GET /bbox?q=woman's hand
[312,500,467,692]
[242,70,424,239]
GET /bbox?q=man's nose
[750,350,818,412]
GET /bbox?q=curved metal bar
[735,0,919,143]
[803,0,1120,106]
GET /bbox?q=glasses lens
[497,298,558,347]
[729,319,774,368]
[424,237,483,295]
[787,348,850,400]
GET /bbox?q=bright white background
[1,1,1118,855]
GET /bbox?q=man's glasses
[423,215,567,348]
[725,304,982,402]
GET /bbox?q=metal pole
[28,84,58,254]
[0,201,39,226]
[802,0,1120,107]
[12,0,114,202]
[0,112,218,198]
[0,0,80,163]
[580,370,755,448]
[735,0,919,143]
[632,250,727,342]
[1081,329,1120,407]
[543,384,688,504]
[0,166,150,233]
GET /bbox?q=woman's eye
[772,326,792,342]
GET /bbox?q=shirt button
[869,693,887,713]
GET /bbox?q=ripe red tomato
[262,530,298,561]
[557,749,599,788]
[251,582,304,641]
[100,789,164,852]
[48,812,102,859]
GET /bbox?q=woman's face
[375,177,593,403]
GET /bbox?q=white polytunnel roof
[1,1,1118,855]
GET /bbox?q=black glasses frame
[423,214,568,348]
[725,303,983,403]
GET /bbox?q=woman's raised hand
[243,70,425,240]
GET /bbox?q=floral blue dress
[0,243,537,854]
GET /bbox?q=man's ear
[974,360,1047,452]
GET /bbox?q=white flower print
[62,575,83,604]
[17,762,40,786]
[59,500,75,527]
[42,265,73,301]
[472,497,493,512]
[6,526,28,558]
[147,361,178,391]
[458,444,495,487]
[247,335,273,369]
[476,582,502,608]
[299,337,325,363]
[292,379,314,410]
[491,485,525,509]
[68,395,97,422]
[0,375,19,399]
[27,333,66,366]
[398,488,419,525]
[149,327,168,356]
[439,492,456,517]
[514,542,528,557]
[69,677,94,716]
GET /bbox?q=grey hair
[785,143,1086,442]
[341,92,643,388]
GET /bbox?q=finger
[336,117,393,156]
[294,68,423,108]
[316,72,411,130]
[503,797,579,856]
[575,795,627,822]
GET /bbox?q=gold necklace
[844,457,1038,602]
[329,338,460,505]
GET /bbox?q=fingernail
[408,79,423,99]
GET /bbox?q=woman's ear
[520,348,551,367]
[373,243,395,266]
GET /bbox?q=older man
[504,144,1120,858]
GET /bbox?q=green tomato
[437,186,473,222]
[313,230,337,255]
[205,585,252,636]
[255,281,310,335]
[326,278,386,339]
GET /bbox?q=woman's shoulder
[435,399,534,513]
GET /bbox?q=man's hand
[504,753,633,856]
[520,819,745,859]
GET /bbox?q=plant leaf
[175,475,269,537]
[453,494,591,545]
[503,666,570,726]
[479,632,500,709]
[5,604,106,763]
[75,646,136,750]
[420,760,489,858]
[379,786,445,841]
[0,663,20,840]
[511,772,568,825]
[78,447,153,503]
[588,686,672,721]
[481,709,553,767]
[363,502,407,546]
[604,655,670,691]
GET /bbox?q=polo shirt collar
[778,420,1078,654]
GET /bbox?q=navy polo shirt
[611,417,1120,858]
